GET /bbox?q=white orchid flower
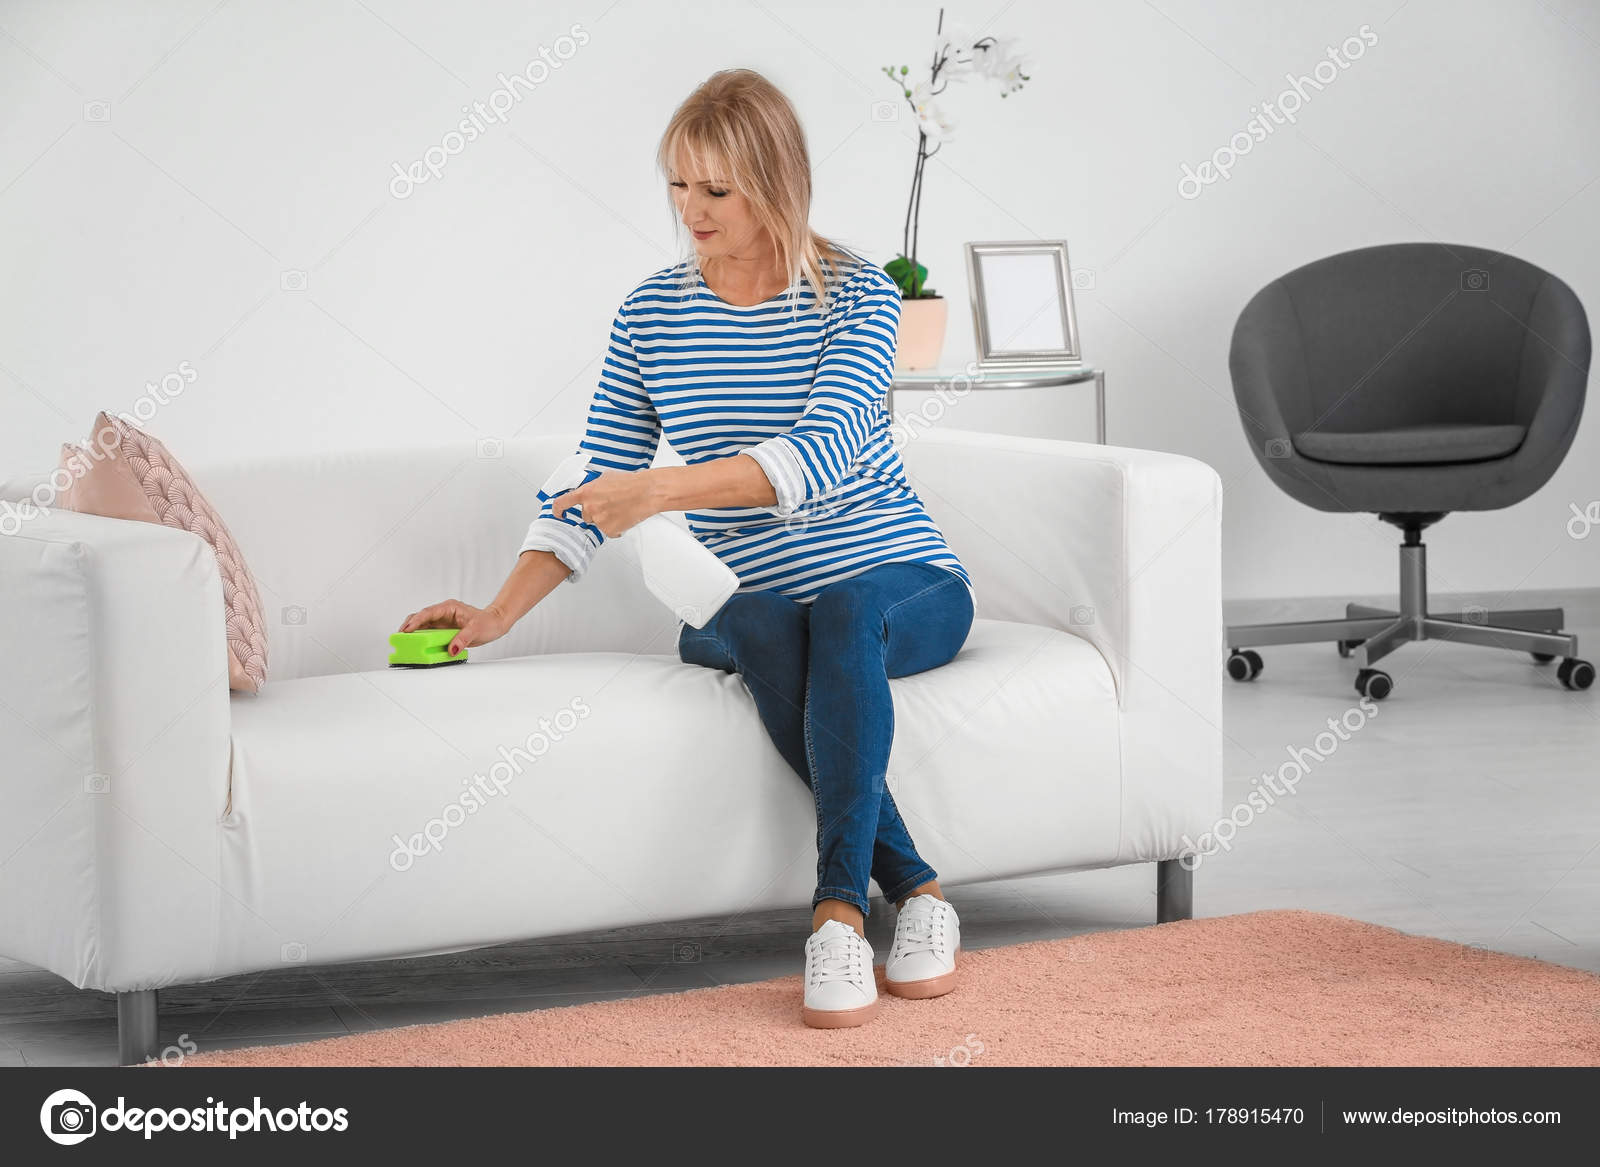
[934,21,983,81]
[973,35,1029,94]
[910,81,957,142]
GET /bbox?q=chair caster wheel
[1337,639,1364,659]
[1531,652,1556,664]
[1557,658,1594,691]
[1355,668,1392,700]
[1226,649,1263,682]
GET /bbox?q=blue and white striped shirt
[521,248,972,605]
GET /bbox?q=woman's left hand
[550,469,663,538]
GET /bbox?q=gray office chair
[1226,242,1592,700]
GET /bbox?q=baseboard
[1224,586,1600,629]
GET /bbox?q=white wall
[2,0,1596,602]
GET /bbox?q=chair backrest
[1240,242,1575,432]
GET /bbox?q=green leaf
[883,255,929,296]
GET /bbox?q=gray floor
[4,599,1598,1066]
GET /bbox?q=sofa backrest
[197,436,692,681]
[0,437,681,683]
[1,429,1123,686]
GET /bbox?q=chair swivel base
[1224,525,1594,700]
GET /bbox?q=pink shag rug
[176,911,1600,1067]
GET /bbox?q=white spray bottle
[540,452,739,629]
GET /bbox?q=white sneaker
[885,895,960,999]
[801,919,879,1028]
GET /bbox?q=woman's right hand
[397,599,511,658]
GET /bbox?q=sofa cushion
[57,412,270,693]
[214,619,1122,971]
[1293,423,1526,465]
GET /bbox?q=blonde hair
[657,69,856,317]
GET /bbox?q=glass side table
[888,364,1106,444]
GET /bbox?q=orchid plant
[882,9,1030,299]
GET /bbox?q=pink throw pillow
[58,412,269,694]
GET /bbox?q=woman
[399,68,973,1029]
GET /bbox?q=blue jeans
[677,560,974,917]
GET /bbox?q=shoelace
[894,901,947,958]
[810,930,866,986]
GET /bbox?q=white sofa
[0,429,1223,1062]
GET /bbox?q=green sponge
[388,629,468,668]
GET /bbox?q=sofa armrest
[0,508,231,991]
[901,429,1225,861]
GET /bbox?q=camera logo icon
[281,605,307,625]
[84,772,110,795]
[1265,437,1293,459]
[1071,268,1096,291]
[280,270,308,292]
[673,941,701,963]
[281,940,307,963]
[477,437,504,460]
[40,1088,97,1145]
[83,101,111,123]
[1069,604,1096,626]
[870,100,900,122]
[1460,268,1490,293]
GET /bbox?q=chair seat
[1293,423,1526,465]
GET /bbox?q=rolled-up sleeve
[520,299,661,580]
[741,267,900,516]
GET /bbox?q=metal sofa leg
[117,990,159,1066]
[1156,859,1193,923]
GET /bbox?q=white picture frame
[965,240,1081,369]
